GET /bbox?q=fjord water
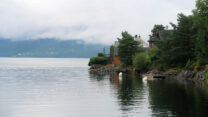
[1,58,208,117]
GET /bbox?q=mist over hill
[0,39,109,58]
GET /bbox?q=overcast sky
[0,0,196,45]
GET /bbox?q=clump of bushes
[204,65,208,80]
[88,53,107,66]
[148,47,159,62]
[133,52,150,71]
[97,53,105,57]
[204,72,208,80]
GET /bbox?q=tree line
[118,0,208,71]
[148,0,208,71]
[89,0,208,72]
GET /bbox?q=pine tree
[193,0,208,65]
[117,31,142,66]
[168,14,196,67]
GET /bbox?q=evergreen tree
[168,14,196,67]
[110,45,114,62]
[193,0,208,65]
[151,24,165,37]
[149,24,172,68]
[151,14,195,68]
[117,31,142,66]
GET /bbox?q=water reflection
[89,72,108,81]
[149,79,208,117]
[1,58,208,117]
[89,72,208,117]
[89,72,152,116]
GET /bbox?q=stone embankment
[176,71,206,81]
[90,65,207,81]
[148,70,206,81]
[89,65,132,74]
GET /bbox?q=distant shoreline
[0,57,90,59]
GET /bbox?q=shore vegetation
[89,0,208,78]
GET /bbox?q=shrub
[98,53,105,57]
[185,59,196,70]
[149,46,159,62]
[205,64,208,71]
[88,56,107,66]
[133,53,150,71]
[204,72,208,80]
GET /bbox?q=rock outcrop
[176,71,205,81]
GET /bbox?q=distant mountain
[0,39,109,58]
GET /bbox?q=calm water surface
[0,58,208,117]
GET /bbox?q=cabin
[134,35,148,48]
[148,30,161,50]
[148,29,173,50]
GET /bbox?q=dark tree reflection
[88,72,109,81]
[88,72,208,117]
[149,79,208,117]
[110,74,147,112]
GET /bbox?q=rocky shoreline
[89,65,207,81]
[176,71,206,81]
[89,65,135,74]
[144,70,206,81]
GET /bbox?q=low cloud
[0,0,196,44]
